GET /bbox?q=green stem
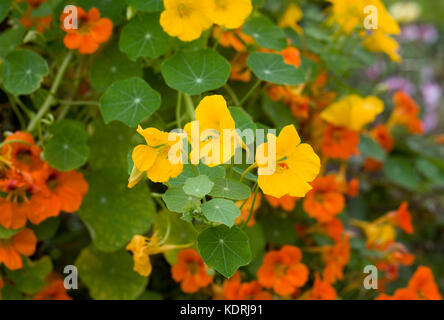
[240,79,261,106]
[240,163,258,182]
[243,183,259,228]
[27,51,74,131]
[184,94,195,121]
[176,91,183,129]
[224,84,241,106]
[8,97,26,129]
[57,55,84,121]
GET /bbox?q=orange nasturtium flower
[0,228,37,270]
[303,175,345,223]
[185,95,243,167]
[129,126,184,187]
[224,278,272,300]
[390,91,424,134]
[171,249,213,293]
[126,234,191,277]
[377,266,442,300]
[387,202,413,234]
[309,273,337,300]
[255,125,320,199]
[321,95,385,131]
[322,235,350,283]
[29,165,89,225]
[1,131,44,172]
[33,274,72,300]
[213,27,254,52]
[60,6,113,54]
[321,124,360,160]
[19,0,52,32]
[230,53,252,82]
[257,245,309,296]
[160,0,212,42]
[206,0,253,29]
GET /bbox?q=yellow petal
[132,145,157,172]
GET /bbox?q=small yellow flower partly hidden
[205,0,253,30]
[328,0,402,62]
[351,220,396,247]
[160,0,212,42]
[184,95,242,167]
[279,3,303,34]
[129,126,183,187]
[320,95,384,131]
[255,125,320,199]
[126,234,190,277]
[363,30,402,63]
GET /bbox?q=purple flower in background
[420,25,438,44]
[364,62,385,80]
[383,77,415,95]
[421,82,442,132]
[401,25,421,42]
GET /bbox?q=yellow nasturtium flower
[160,0,212,42]
[363,30,402,62]
[328,0,400,35]
[255,125,320,199]
[279,3,303,34]
[351,220,396,247]
[126,234,190,277]
[184,95,242,167]
[320,95,384,131]
[129,126,183,187]
[205,0,253,29]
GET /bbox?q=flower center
[188,261,199,275]
[273,262,288,277]
[177,4,192,17]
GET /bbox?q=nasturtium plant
[0,0,443,303]
[161,49,231,95]
[242,15,287,51]
[99,77,161,127]
[90,44,143,92]
[0,49,49,95]
[76,246,148,300]
[43,119,90,171]
[248,52,306,85]
[78,169,156,252]
[119,13,170,60]
[197,225,251,278]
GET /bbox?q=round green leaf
[89,119,132,170]
[0,49,49,95]
[384,156,421,191]
[90,44,142,91]
[120,12,169,60]
[162,187,196,213]
[43,120,90,171]
[247,52,305,85]
[161,49,231,95]
[208,178,251,200]
[260,214,297,246]
[168,164,226,187]
[242,15,287,51]
[76,246,148,300]
[78,169,156,252]
[99,77,161,127]
[125,0,163,12]
[183,175,214,198]
[0,25,25,58]
[197,225,251,278]
[201,198,240,227]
